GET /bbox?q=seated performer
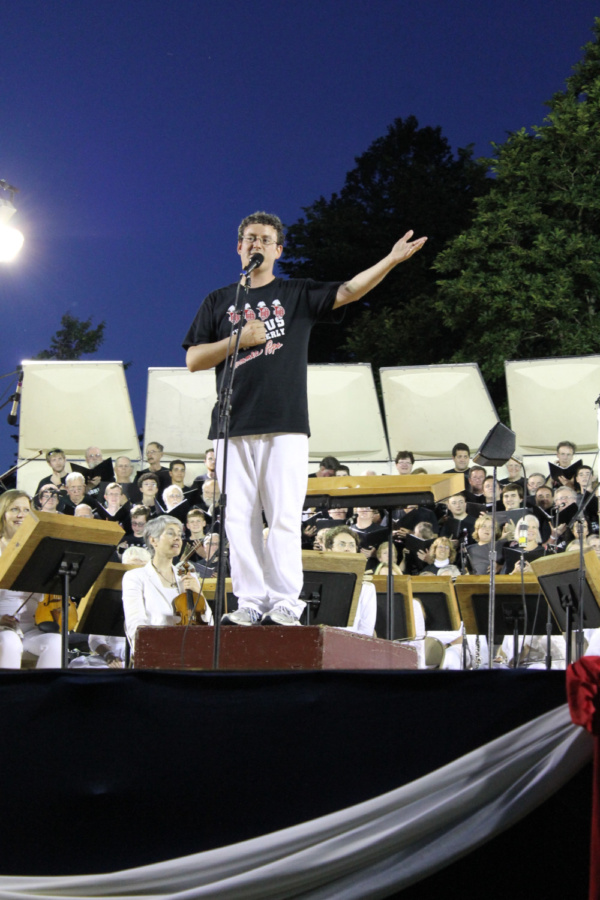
[136,472,160,516]
[443,443,471,477]
[181,508,209,564]
[0,490,62,668]
[467,514,504,574]
[83,446,108,499]
[136,442,172,496]
[373,541,404,576]
[114,456,137,501]
[34,484,62,513]
[419,536,457,574]
[498,456,525,488]
[323,526,376,636]
[35,447,69,495]
[501,515,546,574]
[122,515,213,650]
[394,450,414,476]
[62,472,92,513]
[465,465,487,503]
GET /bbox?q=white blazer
[122,561,212,645]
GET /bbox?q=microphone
[7,369,23,426]
[243,252,264,274]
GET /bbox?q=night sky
[0,0,597,466]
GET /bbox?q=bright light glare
[0,225,24,262]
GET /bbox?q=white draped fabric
[0,705,591,900]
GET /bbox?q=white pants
[0,628,63,669]
[215,434,308,616]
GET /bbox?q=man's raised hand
[389,230,427,264]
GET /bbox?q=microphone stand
[211,270,253,670]
[0,451,44,493]
[458,527,469,574]
[512,527,529,668]
[567,480,597,661]
[486,467,500,668]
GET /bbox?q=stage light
[0,183,24,262]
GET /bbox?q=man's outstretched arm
[333,230,427,309]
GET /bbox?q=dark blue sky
[0,0,597,465]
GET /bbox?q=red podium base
[134,625,418,671]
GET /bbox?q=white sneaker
[221,607,262,626]
[261,609,301,626]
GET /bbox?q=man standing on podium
[183,212,426,627]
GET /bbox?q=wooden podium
[133,626,418,671]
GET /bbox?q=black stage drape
[0,668,590,896]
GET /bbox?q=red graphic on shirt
[265,340,283,356]
[235,349,263,368]
[272,300,285,319]
[243,303,255,321]
[227,305,241,325]
[257,301,270,321]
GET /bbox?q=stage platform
[134,624,419,670]
[0,667,591,898]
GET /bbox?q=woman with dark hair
[33,484,61,513]
[0,490,62,668]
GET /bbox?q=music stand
[76,562,140,667]
[473,422,516,667]
[0,511,123,668]
[410,574,466,667]
[76,561,138,633]
[410,575,462,631]
[454,574,560,666]
[371,575,417,641]
[305,473,464,639]
[300,550,366,627]
[530,550,600,666]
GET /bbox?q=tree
[280,116,490,366]
[434,19,600,409]
[35,313,106,360]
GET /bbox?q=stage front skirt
[0,703,591,900]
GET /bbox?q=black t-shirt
[182,278,340,439]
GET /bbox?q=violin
[35,594,78,631]
[172,541,208,626]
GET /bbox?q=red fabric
[567,656,600,735]
[567,657,600,899]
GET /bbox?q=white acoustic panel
[145,367,217,460]
[17,360,140,496]
[506,356,600,454]
[380,364,498,459]
[307,364,389,462]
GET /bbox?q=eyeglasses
[240,235,279,247]
[332,540,357,550]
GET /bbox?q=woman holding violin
[0,490,62,668]
[122,515,213,650]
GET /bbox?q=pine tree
[35,313,106,360]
